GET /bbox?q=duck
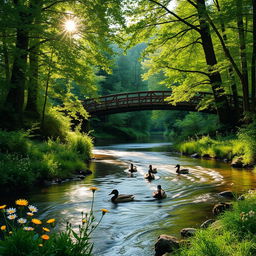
[175,164,189,174]
[109,189,135,203]
[153,185,167,199]
[149,164,157,174]
[144,170,155,180]
[128,163,137,173]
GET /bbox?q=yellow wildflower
[89,187,98,192]
[46,218,55,224]
[38,244,43,247]
[15,199,28,206]
[31,218,42,225]
[9,231,12,234]
[0,225,6,231]
[82,218,87,224]
[0,205,6,210]
[42,227,50,232]
[27,212,34,217]
[41,234,50,240]
[101,209,109,215]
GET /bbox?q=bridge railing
[83,90,243,114]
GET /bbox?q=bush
[41,109,71,141]
[0,130,30,156]
[66,132,93,160]
[0,153,37,190]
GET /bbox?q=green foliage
[237,120,256,164]
[0,129,92,190]
[66,132,93,160]
[173,191,256,256]
[40,109,71,141]
[0,153,37,190]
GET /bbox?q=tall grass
[178,135,254,164]
[173,191,256,256]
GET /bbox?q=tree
[124,0,234,124]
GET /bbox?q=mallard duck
[109,189,135,203]
[128,163,137,173]
[153,185,167,199]
[175,164,189,174]
[149,165,157,173]
[144,170,155,180]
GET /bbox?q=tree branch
[164,65,209,76]
[148,0,201,33]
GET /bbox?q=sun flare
[64,19,77,33]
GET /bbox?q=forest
[1,0,256,255]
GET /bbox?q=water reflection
[25,142,256,256]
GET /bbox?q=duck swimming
[153,185,167,199]
[109,189,135,203]
[175,164,189,174]
[128,163,137,173]
[149,164,157,173]
[144,170,155,180]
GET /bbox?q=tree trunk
[215,0,239,114]
[2,30,10,82]
[5,1,30,126]
[196,0,232,124]
[251,0,256,111]
[26,42,40,117]
[236,0,250,112]
[25,0,42,117]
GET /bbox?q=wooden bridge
[83,90,239,116]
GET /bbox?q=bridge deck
[83,90,241,116]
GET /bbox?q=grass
[0,129,93,191]
[172,191,256,256]
[178,135,253,164]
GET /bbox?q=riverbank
[177,134,256,168]
[166,189,256,256]
[0,130,93,192]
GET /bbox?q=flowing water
[11,142,256,255]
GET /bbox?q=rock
[231,157,243,168]
[212,202,232,216]
[191,153,200,158]
[202,154,211,158]
[155,235,180,256]
[180,228,196,238]
[78,169,92,175]
[238,195,245,200]
[200,219,215,228]
[223,158,229,163]
[218,191,234,199]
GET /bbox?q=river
[24,141,256,255]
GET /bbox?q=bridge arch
[83,91,238,117]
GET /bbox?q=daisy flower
[7,214,17,220]
[17,218,27,224]
[6,208,16,215]
[28,205,38,213]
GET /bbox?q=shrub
[0,153,37,191]
[0,130,30,156]
[66,132,93,160]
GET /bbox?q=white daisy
[7,214,17,220]
[17,218,27,224]
[23,226,34,231]
[6,207,16,215]
[28,205,38,213]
